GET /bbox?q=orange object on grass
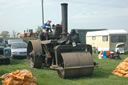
[0,69,37,85]
[106,51,111,57]
[112,57,128,77]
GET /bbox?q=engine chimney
[61,3,68,34]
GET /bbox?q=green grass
[0,54,128,85]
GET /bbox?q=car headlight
[4,50,11,56]
[5,50,10,54]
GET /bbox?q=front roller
[27,40,44,68]
[57,52,94,78]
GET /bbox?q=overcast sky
[0,0,128,34]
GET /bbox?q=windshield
[8,39,23,44]
[11,43,27,49]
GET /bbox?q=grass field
[0,54,128,85]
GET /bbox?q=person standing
[40,20,52,40]
[42,20,52,33]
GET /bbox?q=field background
[0,54,128,85]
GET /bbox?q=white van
[86,30,128,53]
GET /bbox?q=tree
[12,30,16,38]
[36,26,42,34]
[35,26,42,39]
[0,31,10,39]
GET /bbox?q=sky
[0,0,128,34]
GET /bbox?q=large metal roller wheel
[57,52,94,78]
[27,40,43,68]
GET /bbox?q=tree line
[0,26,42,39]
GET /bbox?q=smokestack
[61,3,68,34]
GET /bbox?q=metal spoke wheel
[27,40,44,68]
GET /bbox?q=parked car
[115,43,125,53]
[115,43,128,54]
[7,39,24,47]
[0,36,11,64]
[11,42,27,59]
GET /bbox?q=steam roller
[27,3,97,78]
